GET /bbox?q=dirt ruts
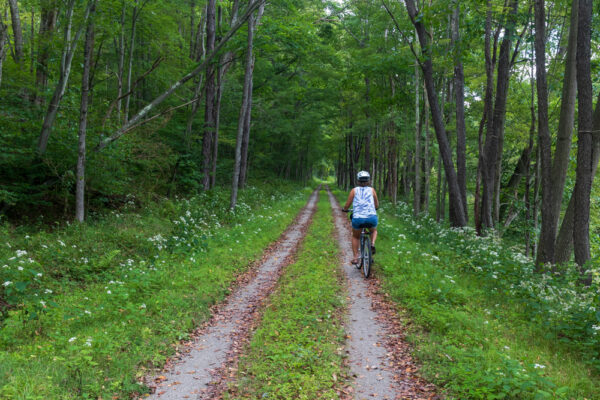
[144,189,320,399]
[327,188,438,400]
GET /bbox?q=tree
[76,0,97,222]
[0,14,8,88]
[403,0,467,227]
[201,0,217,191]
[480,0,519,230]
[451,0,467,221]
[7,0,24,63]
[535,0,578,266]
[572,0,593,273]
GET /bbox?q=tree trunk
[452,0,468,221]
[34,3,58,105]
[555,91,600,264]
[238,56,254,189]
[239,4,263,189]
[525,62,535,256]
[0,17,7,88]
[124,1,138,122]
[423,86,430,212]
[7,0,24,63]
[230,11,256,209]
[364,76,371,170]
[537,0,578,262]
[413,43,421,216]
[573,0,593,272]
[76,1,96,223]
[405,0,466,227]
[38,0,92,154]
[211,60,228,189]
[117,0,126,118]
[200,0,216,190]
[184,5,207,150]
[534,0,555,266]
[475,0,494,234]
[481,0,518,230]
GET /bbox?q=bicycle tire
[362,237,371,278]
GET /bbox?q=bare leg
[370,227,377,246]
[351,228,360,261]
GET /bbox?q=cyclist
[342,171,379,265]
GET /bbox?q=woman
[342,171,379,265]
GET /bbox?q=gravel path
[145,189,319,400]
[327,188,438,400]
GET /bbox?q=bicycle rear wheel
[362,236,371,278]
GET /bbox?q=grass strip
[333,190,599,399]
[0,184,311,399]
[229,190,346,400]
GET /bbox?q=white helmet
[357,171,370,182]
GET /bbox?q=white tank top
[352,186,376,218]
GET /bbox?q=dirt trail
[145,189,319,399]
[327,188,437,400]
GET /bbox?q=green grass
[229,190,347,400]
[0,184,311,399]
[333,189,600,400]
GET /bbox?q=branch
[101,56,163,126]
[510,4,532,68]
[381,0,421,66]
[94,0,265,152]
[115,97,200,136]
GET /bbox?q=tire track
[144,189,320,399]
[327,188,438,400]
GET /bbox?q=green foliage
[231,191,346,399]
[0,183,309,399]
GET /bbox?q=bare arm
[372,188,379,209]
[343,189,355,210]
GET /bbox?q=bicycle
[341,209,373,278]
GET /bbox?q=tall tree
[76,1,97,222]
[451,0,467,221]
[536,0,578,266]
[0,14,8,88]
[572,0,593,272]
[480,0,518,230]
[124,0,139,122]
[7,0,24,63]
[413,38,421,216]
[238,4,264,189]
[403,0,467,227]
[201,0,217,190]
[229,11,255,209]
[533,0,554,266]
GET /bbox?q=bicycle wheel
[362,236,371,278]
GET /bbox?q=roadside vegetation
[0,183,310,399]
[229,190,347,400]
[332,187,600,399]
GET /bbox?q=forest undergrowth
[0,182,311,399]
[334,190,600,399]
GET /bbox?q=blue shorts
[352,215,378,230]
